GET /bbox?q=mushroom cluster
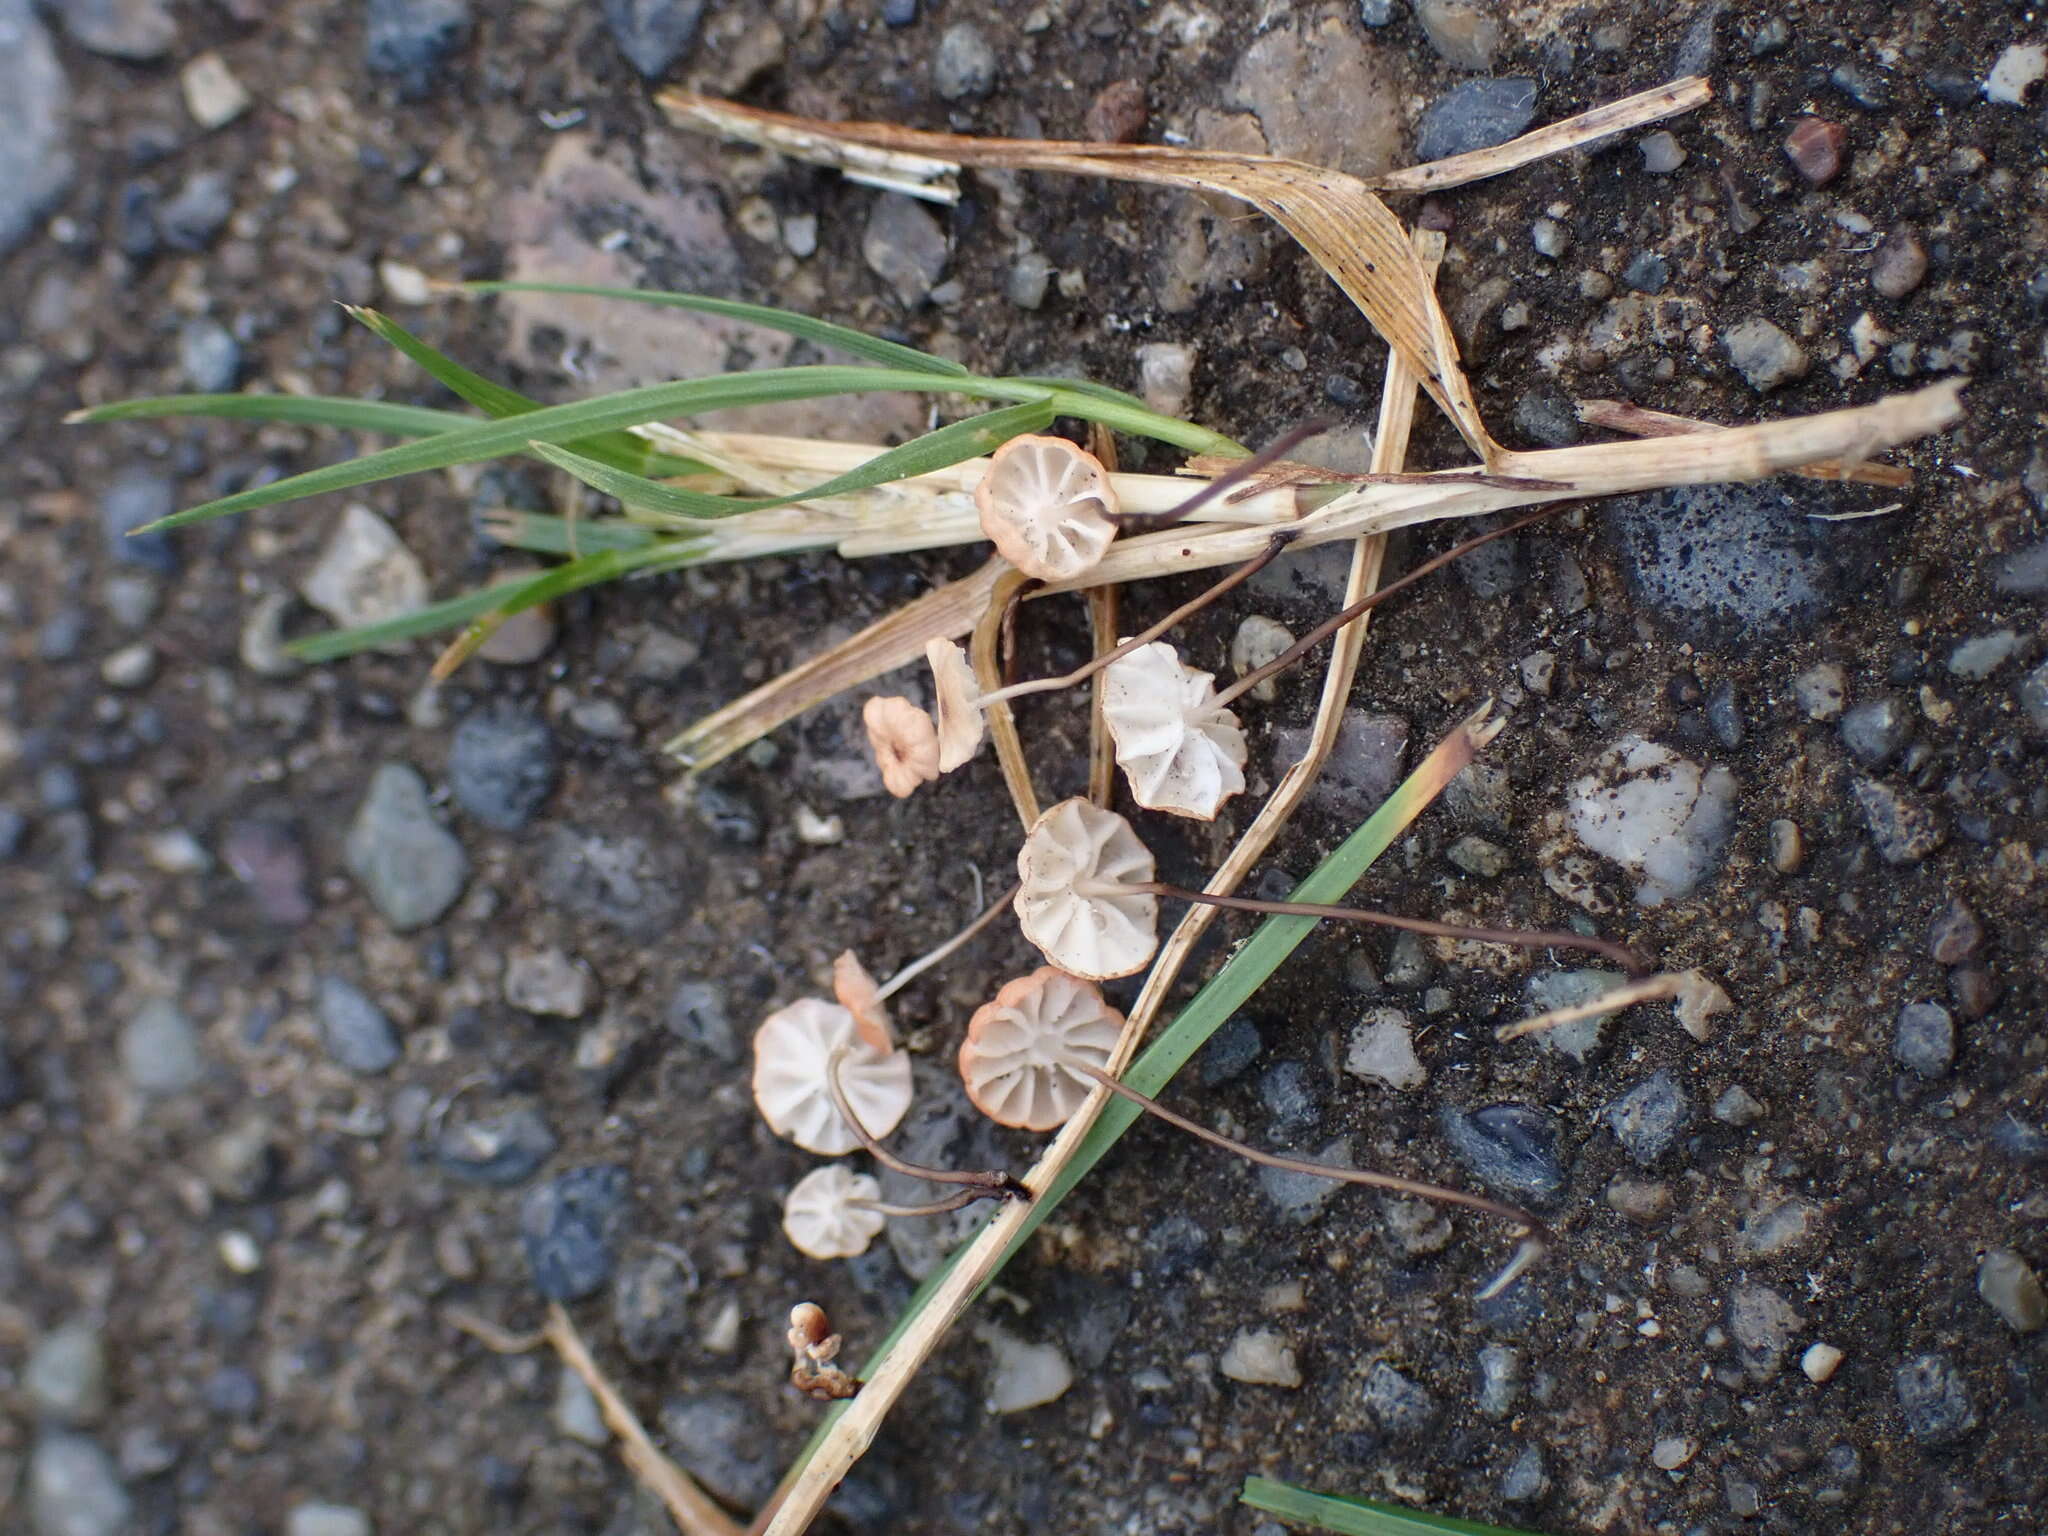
[1015,797,1159,979]
[959,968,1123,1131]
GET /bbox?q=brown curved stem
[1212,503,1570,708]
[826,1050,1029,1201]
[1135,883,1646,976]
[1074,1064,1544,1238]
[1105,418,1333,535]
[850,1189,1001,1219]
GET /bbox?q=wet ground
[2,2,2045,1534]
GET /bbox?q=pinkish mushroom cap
[925,638,987,772]
[831,949,894,1052]
[1014,797,1159,980]
[1101,641,1248,820]
[752,997,913,1155]
[781,1164,886,1260]
[959,967,1125,1131]
[974,434,1119,581]
[863,695,940,798]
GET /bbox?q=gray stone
[178,318,241,392]
[1948,630,2018,679]
[1272,712,1408,825]
[1501,1443,1549,1502]
[301,505,428,633]
[1927,899,1983,964]
[1413,78,1538,163]
[522,1165,632,1301]
[202,1365,261,1419]
[344,763,468,931]
[0,0,74,258]
[1994,540,2048,597]
[1639,131,1686,174]
[603,0,705,78]
[1259,1137,1354,1224]
[365,0,472,99]
[99,470,179,574]
[1568,736,1736,906]
[1440,1104,1565,1206]
[1839,694,1909,767]
[29,1433,131,1536]
[286,1506,373,1536]
[120,999,204,1097]
[1723,317,1809,391]
[157,170,233,252]
[1977,1249,2047,1333]
[1444,759,1512,829]
[449,706,556,831]
[554,1367,609,1446]
[63,0,178,59]
[1738,1197,1824,1257]
[1226,14,1403,182]
[2022,659,2048,734]
[613,1247,697,1363]
[1872,227,1928,299]
[538,826,681,938]
[1851,777,1946,865]
[223,818,313,925]
[1713,1084,1765,1126]
[1006,251,1052,310]
[26,1323,110,1426]
[1415,0,1502,70]
[1893,1354,1977,1445]
[102,574,159,630]
[1793,662,1847,720]
[1475,1345,1521,1419]
[660,1394,776,1507]
[1621,251,1670,293]
[1197,1015,1262,1087]
[1604,1070,1692,1165]
[1522,970,1629,1063]
[316,976,401,1075]
[1345,1008,1425,1090]
[503,947,592,1018]
[932,23,997,100]
[1358,0,1396,23]
[115,1424,177,1480]
[1360,1361,1437,1437]
[1728,1282,1799,1380]
[438,1103,556,1185]
[1893,1002,1955,1079]
[1706,681,1745,747]
[1256,1061,1321,1133]
[862,195,948,307]
[664,980,737,1062]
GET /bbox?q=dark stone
[1414,79,1540,163]
[1256,1061,1322,1133]
[932,23,997,100]
[538,826,683,938]
[0,0,73,257]
[1440,1104,1566,1206]
[1706,682,1744,748]
[38,607,89,662]
[201,1366,261,1419]
[1839,694,1909,767]
[1829,61,1891,109]
[664,979,737,1062]
[1622,251,1670,293]
[1198,1016,1262,1086]
[1670,1,1725,75]
[1927,899,1983,965]
[1511,385,1580,448]
[1994,539,2048,597]
[1851,777,1946,865]
[692,783,762,845]
[521,1165,632,1301]
[602,0,705,79]
[115,181,159,260]
[365,0,472,99]
[882,0,917,25]
[1948,966,1999,1020]
[449,705,556,831]
[1604,1070,1692,1165]
[100,470,180,574]
[613,1247,696,1363]
[157,171,233,253]
[1892,1003,1955,1079]
[1894,1354,1977,1445]
[315,976,401,1075]
[659,1394,777,1507]
[436,1103,557,1185]
[1360,1361,1438,1437]
[221,818,313,926]
[1453,515,1522,600]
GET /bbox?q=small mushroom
[863,695,940,797]
[781,1164,886,1260]
[831,949,894,1051]
[925,638,987,772]
[1101,640,1248,820]
[752,998,914,1155]
[1014,797,1159,979]
[974,434,1119,581]
[959,967,1125,1131]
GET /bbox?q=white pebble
[1651,1434,1696,1469]
[1567,735,1736,906]
[1801,1341,1844,1382]
[1344,1007,1426,1091]
[980,1327,1073,1412]
[793,805,845,845]
[378,260,433,306]
[182,51,251,129]
[1219,1328,1302,1388]
[218,1230,263,1274]
[1985,43,2047,106]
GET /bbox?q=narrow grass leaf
[1003,375,1161,415]
[474,511,665,557]
[285,582,530,663]
[428,542,700,678]
[1241,1476,1545,1536]
[345,306,704,478]
[532,398,1056,520]
[66,393,473,436]
[460,280,971,377]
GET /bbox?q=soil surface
[3,2,2045,1535]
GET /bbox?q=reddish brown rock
[1084,80,1148,143]
[1784,117,1846,185]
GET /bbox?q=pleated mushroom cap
[1102,641,1248,820]
[781,1164,886,1260]
[925,638,987,772]
[752,998,913,1156]
[1014,797,1159,979]
[959,967,1125,1131]
[973,434,1119,581]
[862,695,940,798]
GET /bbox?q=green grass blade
[1241,1477,1545,1536]
[285,581,532,662]
[65,394,475,436]
[474,512,664,557]
[532,398,1058,520]
[345,306,704,479]
[459,280,972,377]
[1027,383,1245,457]
[1003,375,1158,413]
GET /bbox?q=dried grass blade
[971,568,1041,829]
[1575,397,1915,488]
[1372,76,1712,194]
[1494,972,1685,1043]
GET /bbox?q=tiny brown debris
[1084,80,1148,144]
[788,1302,861,1401]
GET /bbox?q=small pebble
[366,0,471,97]
[1851,777,1945,864]
[1893,1353,1978,1445]
[1137,341,1197,419]
[98,644,156,690]
[1839,694,1909,767]
[181,51,250,128]
[100,470,179,573]
[344,763,468,930]
[1605,1070,1692,1166]
[980,1328,1073,1412]
[449,706,556,831]
[1783,117,1845,185]
[1947,630,2017,679]
[1713,1084,1765,1126]
[121,999,204,1097]
[1083,79,1147,143]
[27,1322,110,1426]
[1501,1443,1549,1502]
[1871,228,1928,299]
[932,22,996,100]
[30,1433,132,1536]
[157,170,232,252]
[522,1165,632,1301]
[1793,662,1846,720]
[1621,251,1669,294]
[316,976,401,1075]
[1414,0,1502,71]
[1440,1104,1565,1205]
[1802,1342,1844,1382]
[1768,819,1804,873]
[660,1394,776,1505]
[1976,1249,2047,1333]
[1926,899,1983,965]
[554,1367,610,1445]
[1639,132,1686,174]
[1568,736,1735,905]
[1984,42,2047,106]
[301,505,427,631]
[1360,1361,1437,1437]
[862,195,948,307]
[1728,1282,1799,1381]
[438,1103,558,1186]
[1345,1008,1425,1091]
[287,1504,373,1536]
[1531,217,1569,259]
[1607,1177,1672,1223]
[1475,1345,1521,1419]
[613,1247,697,1362]
[1651,1435,1696,1471]
[1006,251,1052,310]
[1413,78,1538,162]
[178,317,241,392]
[1219,1329,1302,1388]
[1723,317,1809,392]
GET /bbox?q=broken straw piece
[974,434,1120,581]
[781,1164,887,1260]
[959,968,1125,1131]
[752,998,913,1155]
[1101,640,1248,820]
[1014,797,1159,979]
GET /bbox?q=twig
[1085,425,1121,807]
[825,1049,1027,1200]
[1576,398,1914,488]
[441,1306,544,1355]
[543,1302,744,1536]
[971,567,1042,831]
[1494,971,1684,1042]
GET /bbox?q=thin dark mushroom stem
[825,1049,1030,1201]
[850,1189,997,1219]
[1131,883,1646,976]
[1211,503,1570,708]
[1073,1063,1544,1237]
[1105,418,1333,535]
[876,880,1020,1002]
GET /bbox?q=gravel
[157,170,233,252]
[521,1165,632,1301]
[1439,1104,1565,1206]
[98,470,179,574]
[29,1433,131,1536]
[1412,78,1539,162]
[1851,777,1947,864]
[1568,736,1735,906]
[26,1322,111,1426]
[1256,1061,1322,1133]
[1639,131,1686,174]
[613,1246,698,1363]
[1219,1329,1302,1387]
[1258,1137,1354,1224]
[932,22,996,99]
[602,0,705,78]
[1783,116,1846,184]
[0,0,73,257]
[177,317,241,392]
[1723,316,1809,391]
[1976,1249,2047,1333]
[437,1103,557,1185]
[1344,1008,1425,1090]
[300,506,428,632]
[1198,1016,1263,1086]
[660,1393,778,1505]
[1872,226,1929,298]
[1947,629,2018,679]
[286,1505,373,1536]
[1474,1344,1520,1419]
[315,976,401,1075]
[1839,693,1910,766]
[1521,970,1629,1062]
[449,706,556,830]
[1712,1084,1765,1126]
[343,763,468,931]
[1727,1282,1799,1381]
[861,195,949,307]
[1604,1070,1692,1165]
[1500,1443,1549,1502]
[119,999,204,1097]
[1893,1354,1978,1445]
[1414,0,1501,69]
[364,0,471,99]
[1360,1361,1437,1437]
[1892,1001,1955,1078]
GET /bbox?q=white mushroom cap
[959,967,1125,1131]
[925,638,986,772]
[831,949,894,1051]
[862,695,940,798]
[974,434,1119,581]
[1102,641,1248,820]
[781,1164,886,1260]
[1014,797,1159,979]
[752,998,913,1155]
